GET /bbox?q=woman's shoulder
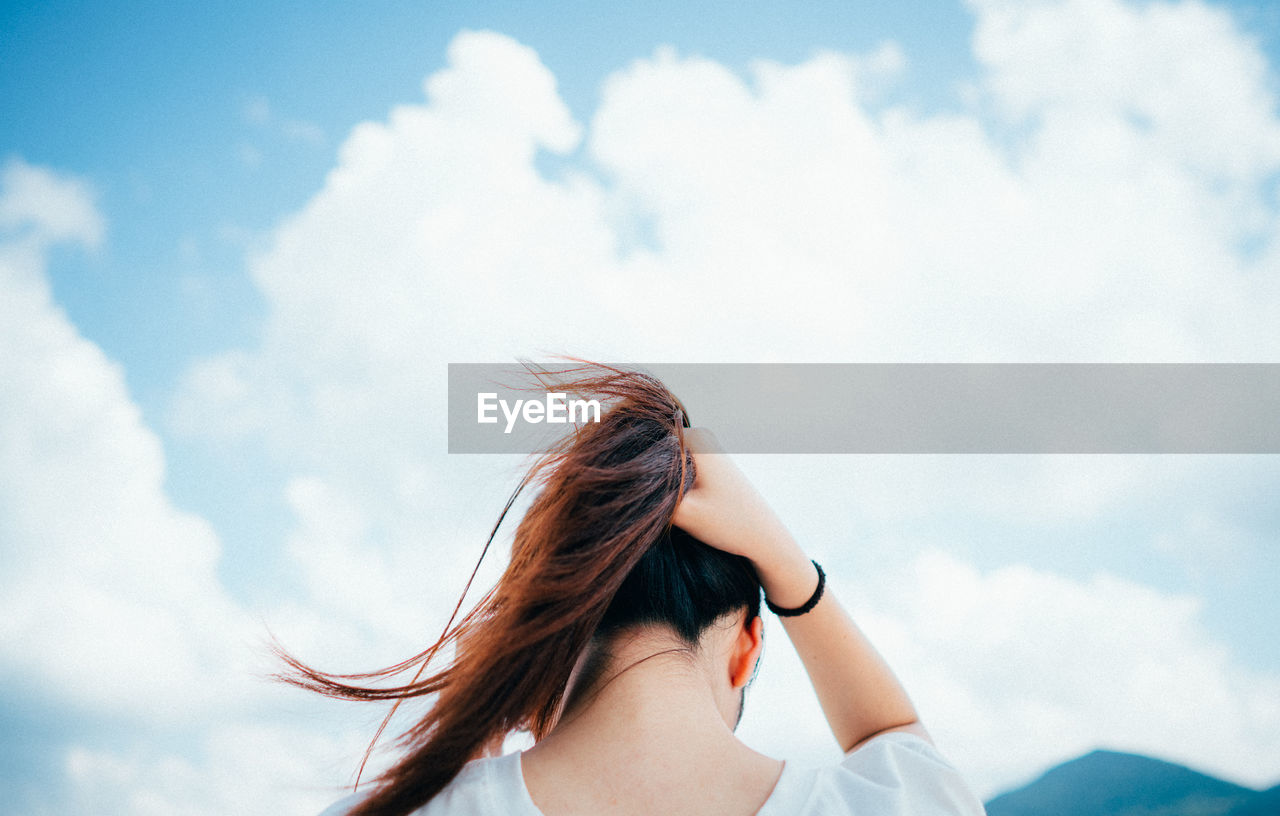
[800,731,989,815]
[839,730,963,776]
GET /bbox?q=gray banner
[447,363,1280,453]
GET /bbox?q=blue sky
[4,0,1280,812]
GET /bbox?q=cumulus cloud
[971,0,1280,183]
[853,551,1280,796]
[0,164,251,722]
[62,722,360,816]
[0,164,356,812]
[593,5,1280,359]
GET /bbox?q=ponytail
[274,361,760,816]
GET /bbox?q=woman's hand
[672,429,818,609]
[671,429,797,565]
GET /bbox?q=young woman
[285,365,986,815]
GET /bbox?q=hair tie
[765,560,825,617]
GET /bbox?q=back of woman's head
[275,361,763,816]
[600,523,762,645]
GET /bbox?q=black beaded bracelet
[765,559,825,617]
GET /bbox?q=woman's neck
[519,649,782,816]
[549,651,734,748]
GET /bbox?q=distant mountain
[984,749,1278,816]
[1229,784,1280,816]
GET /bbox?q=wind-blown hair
[274,361,763,816]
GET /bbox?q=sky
[2,0,1280,812]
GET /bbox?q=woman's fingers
[673,427,787,562]
[672,430,723,545]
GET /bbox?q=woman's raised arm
[672,428,929,754]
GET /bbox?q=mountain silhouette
[1229,784,1280,816]
[984,749,1277,816]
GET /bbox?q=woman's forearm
[753,541,928,753]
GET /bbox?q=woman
[286,364,986,815]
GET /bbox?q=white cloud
[179,6,1280,468]
[0,158,105,249]
[62,720,365,816]
[846,551,1280,797]
[0,169,256,721]
[0,163,353,811]
[970,0,1280,183]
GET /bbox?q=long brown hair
[274,360,762,816]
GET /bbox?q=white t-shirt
[319,731,987,815]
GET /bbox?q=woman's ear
[729,613,764,689]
